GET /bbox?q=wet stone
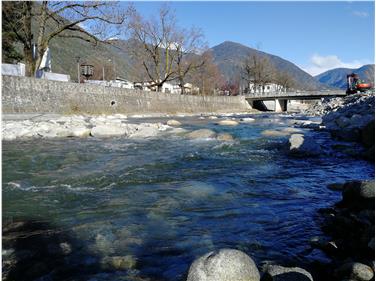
[101,255,137,271]
[187,249,260,281]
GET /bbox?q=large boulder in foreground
[341,180,375,210]
[187,249,260,281]
[261,265,313,281]
[288,134,322,156]
[186,129,217,140]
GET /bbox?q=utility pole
[102,66,105,81]
[112,58,116,80]
[108,59,112,80]
[75,56,80,83]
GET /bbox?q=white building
[39,72,70,82]
[249,82,285,94]
[110,78,134,89]
[161,82,175,93]
[85,78,134,89]
[132,80,200,94]
[134,81,152,91]
[183,83,200,94]
[1,63,26,76]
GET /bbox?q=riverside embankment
[2,75,252,115]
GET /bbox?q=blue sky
[124,1,374,76]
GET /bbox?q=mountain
[315,64,375,89]
[3,4,337,89]
[210,41,327,90]
[26,37,331,90]
[13,11,328,89]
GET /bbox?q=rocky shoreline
[313,180,375,281]
[1,112,258,142]
[1,115,236,142]
[303,92,375,161]
[299,93,375,281]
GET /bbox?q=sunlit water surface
[3,114,374,280]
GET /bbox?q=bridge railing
[243,90,345,99]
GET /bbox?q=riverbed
[2,113,374,281]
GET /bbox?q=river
[2,113,374,281]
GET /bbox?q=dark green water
[2,114,374,281]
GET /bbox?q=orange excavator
[346,73,373,94]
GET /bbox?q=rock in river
[101,255,137,270]
[217,133,234,142]
[90,125,127,137]
[261,130,289,137]
[187,249,260,281]
[288,134,322,156]
[186,129,217,140]
[71,126,91,138]
[261,265,313,281]
[167,119,182,126]
[217,119,239,126]
[341,180,375,210]
[335,262,374,281]
[240,117,255,123]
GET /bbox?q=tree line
[2,1,296,95]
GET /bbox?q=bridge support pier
[275,99,287,112]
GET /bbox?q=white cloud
[352,11,369,17]
[302,54,372,76]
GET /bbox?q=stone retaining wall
[2,75,251,115]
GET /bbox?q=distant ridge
[210,41,328,90]
[46,27,330,90]
[315,64,375,89]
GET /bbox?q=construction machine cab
[346,73,372,95]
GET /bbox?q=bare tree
[127,5,179,91]
[190,51,224,95]
[2,2,24,63]
[242,54,275,94]
[220,80,240,96]
[174,27,206,94]
[2,1,126,76]
[273,71,296,92]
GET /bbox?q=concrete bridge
[245,90,346,112]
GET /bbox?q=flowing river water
[2,114,374,281]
